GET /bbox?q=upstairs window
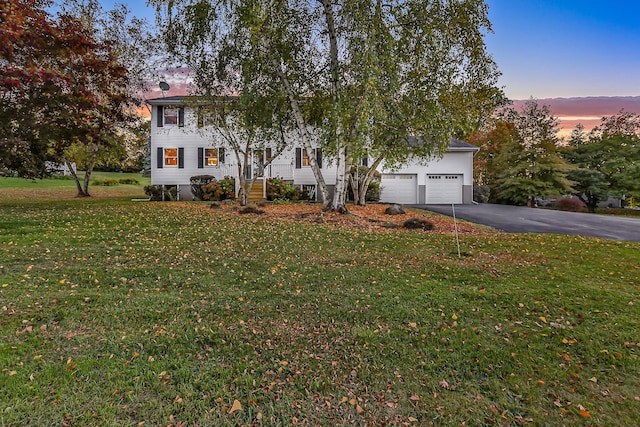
[156,106,184,127]
[164,108,178,125]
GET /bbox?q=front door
[246,149,272,180]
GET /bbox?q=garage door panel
[380,174,417,204]
[426,174,462,204]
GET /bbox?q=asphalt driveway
[417,204,640,242]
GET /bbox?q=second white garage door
[426,174,463,204]
[380,174,417,204]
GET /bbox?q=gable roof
[408,136,479,152]
[146,95,189,105]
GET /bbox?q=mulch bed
[211,201,489,235]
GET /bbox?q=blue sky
[97,0,640,100]
[485,0,640,99]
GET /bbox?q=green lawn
[1,181,639,426]
[0,173,149,204]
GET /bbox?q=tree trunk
[358,156,384,206]
[82,162,93,196]
[235,150,248,206]
[331,145,348,212]
[66,160,91,197]
[321,0,348,213]
[581,193,597,213]
[350,166,360,206]
[273,59,330,208]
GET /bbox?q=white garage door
[380,174,417,204]
[426,174,463,204]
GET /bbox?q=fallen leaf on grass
[578,405,591,418]
[229,399,242,414]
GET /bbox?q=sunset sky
[95,0,640,133]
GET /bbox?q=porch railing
[267,163,294,180]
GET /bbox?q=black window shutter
[362,156,368,167]
[178,147,184,168]
[197,106,203,128]
[157,147,163,168]
[178,107,185,127]
[316,149,323,169]
[295,148,302,169]
[197,147,204,168]
[157,106,163,127]
[219,147,225,164]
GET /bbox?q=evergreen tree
[491,100,574,206]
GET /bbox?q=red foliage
[555,197,585,212]
[1,0,134,177]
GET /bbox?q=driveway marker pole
[452,204,461,258]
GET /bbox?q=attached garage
[380,174,417,204]
[425,174,463,204]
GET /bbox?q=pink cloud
[511,96,640,137]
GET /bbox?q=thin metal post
[452,204,461,258]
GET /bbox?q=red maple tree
[1,0,135,195]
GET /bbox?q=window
[205,148,219,166]
[164,148,178,166]
[157,147,184,169]
[157,105,184,127]
[198,147,225,168]
[301,149,312,166]
[295,148,322,169]
[164,108,178,125]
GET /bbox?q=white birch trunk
[272,59,331,208]
[358,155,384,206]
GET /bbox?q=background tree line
[469,100,640,211]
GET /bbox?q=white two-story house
[147,96,478,204]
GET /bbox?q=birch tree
[195,95,292,206]
[151,0,503,210]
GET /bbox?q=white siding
[148,100,477,203]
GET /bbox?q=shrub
[474,185,490,203]
[266,178,300,201]
[347,166,382,202]
[202,176,236,201]
[555,197,585,212]
[118,177,139,185]
[92,178,119,186]
[190,175,215,201]
[144,185,177,201]
[365,181,381,202]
